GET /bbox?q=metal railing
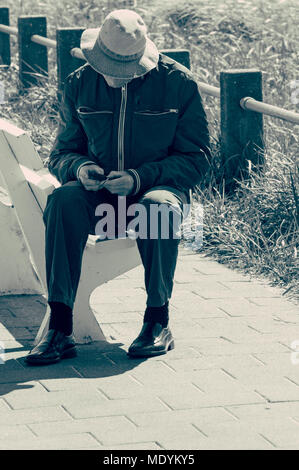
[0,8,298,184]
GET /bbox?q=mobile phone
[88,169,107,181]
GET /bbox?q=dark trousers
[43,181,189,311]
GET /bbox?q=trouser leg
[135,186,189,308]
[43,181,104,311]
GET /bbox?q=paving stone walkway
[0,247,298,450]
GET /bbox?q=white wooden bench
[0,118,141,344]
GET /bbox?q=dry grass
[0,0,298,301]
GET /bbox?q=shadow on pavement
[0,294,147,396]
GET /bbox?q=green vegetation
[0,0,298,301]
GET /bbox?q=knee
[134,200,182,240]
[48,181,86,208]
[138,193,181,222]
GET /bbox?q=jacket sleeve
[130,76,212,195]
[47,74,95,184]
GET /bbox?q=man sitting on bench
[26,9,211,365]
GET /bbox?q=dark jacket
[48,54,211,198]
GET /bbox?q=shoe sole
[25,347,77,366]
[128,339,175,358]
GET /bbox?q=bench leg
[34,294,105,345]
[34,304,50,345]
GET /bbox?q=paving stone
[201,354,266,371]
[99,299,145,313]
[190,425,273,450]
[193,338,287,356]
[104,442,161,450]
[0,398,10,412]
[0,312,44,328]
[220,281,281,298]
[127,407,235,427]
[227,402,299,420]
[92,423,203,447]
[0,365,82,384]
[193,267,252,281]
[0,295,46,310]
[254,379,299,402]
[159,386,265,410]
[0,358,25,372]
[170,323,221,341]
[119,361,182,386]
[169,290,205,304]
[4,385,108,410]
[209,298,281,317]
[194,317,261,339]
[246,317,299,335]
[97,376,147,399]
[220,365,285,390]
[190,369,239,392]
[162,357,217,375]
[0,327,18,341]
[252,352,296,372]
[284,370,299,386]
[190,287,236,300]
[0,424,35,440]
[171,301,226,319]
[65,396,168,419]
[91,286,144,303]
[28,415,135,438]
[252,418,299,448]
[0,309,15,323]
[0,247,298,450]
[156,437,208,450]
[0,405,72,425]
[246,297,298,309]
[0,432,102,450]
[39,374,141,392]
[0,327,33,341]
[93,311,142,323]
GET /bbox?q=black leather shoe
[25,329,77,365]
[128,322,174,358]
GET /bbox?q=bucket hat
[80,9,159,79]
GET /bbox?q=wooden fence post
[161,49,191,70]
[220,69,264,190]
[56,28,85,98]
[18,16,48,87]
[107,0,137,9]
[0,7,10,67]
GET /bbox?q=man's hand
[104,171,134,196]
[78,164,106,191]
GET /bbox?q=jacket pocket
[77,107,113,159]
[131,109,179,166]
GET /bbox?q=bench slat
[0,121,44,171]
[0,129,47,290]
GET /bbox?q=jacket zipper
[77,107,113,115]
[118,84,127,171]
[134,109,178,116]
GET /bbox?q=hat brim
[80,27,159,79]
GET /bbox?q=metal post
[220,69,264,190]
[18,16,48,87]
[0,7,10,67]
[56,28,85,97]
